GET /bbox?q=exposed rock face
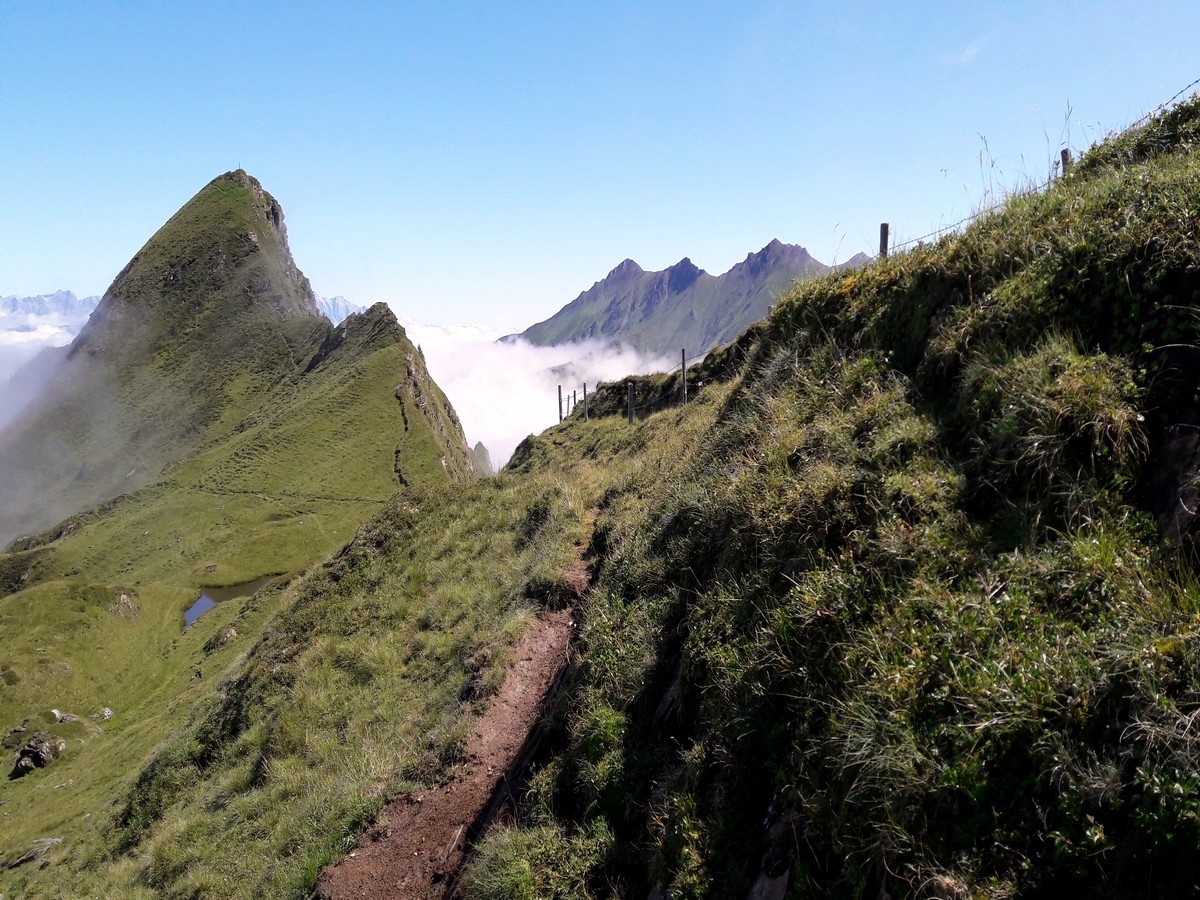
[2,719,29,749]
[471,441,495,476]
[4,836,64,870]
[9,733,63,779]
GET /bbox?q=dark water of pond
[183,574,278,631]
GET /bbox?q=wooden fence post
[558,385,563,423]
[583,383,588,422]
[681,349,688,404]
[627,383,634,425]
[1060,148,1071,175]
[879,223,889,258]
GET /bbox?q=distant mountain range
[0,290,101,320]
[514,240,870,354]
[0,290,363,389]
[315,294,366,324]
[0,291,102,384]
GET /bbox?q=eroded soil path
[315,607,573,899]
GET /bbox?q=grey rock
[9,733,59,779]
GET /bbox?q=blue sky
[2,1,1198,328]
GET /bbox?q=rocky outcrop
[9,732,64,779]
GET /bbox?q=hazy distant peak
[315,294,367,325]
[836,251,873,270]
[608,258,645,279]
[0,291,100,318]
[665,257,705,292]
[727,239,802,277]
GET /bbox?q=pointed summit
[0,171,476,545]
[836,251,873,270]
[74,170,318,359]
[606,258,645,281]
[665,257,704,293]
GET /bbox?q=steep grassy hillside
[1,170,333,545]
[0,172,476,895]
[2,474,592,898]
[6,98,1200,899]
[470,97,1200,897]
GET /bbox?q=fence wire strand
[888,74,1199,254]
[557,75,1200,422]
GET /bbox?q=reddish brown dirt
[315,607,574,899]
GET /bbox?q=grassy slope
[464,98,1200,897]
[0,323,471,890]
[0,174,476,892]
[6,474,592,898]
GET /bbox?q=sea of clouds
[398,318,675,467]
[0,302,675,469]
[0,314,79,382]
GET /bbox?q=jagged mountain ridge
[516,239,865,353]
[315,294,366,324]
[0,291,100,319]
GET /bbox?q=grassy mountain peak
[0,168,476,896]
[73,169,318,360]
[0,170,335,543]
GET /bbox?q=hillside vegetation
[477,96,1200,897]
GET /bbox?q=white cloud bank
[0,315,79,383]
[399,318,674,468]
[0,303,673,471]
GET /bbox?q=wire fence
[557,348,708,423]
[554,77,1200,424]
[884,74,1200,255]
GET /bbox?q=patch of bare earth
[315,607,574,899]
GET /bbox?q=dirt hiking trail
[315,607,573,898]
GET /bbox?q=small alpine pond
[183,574,277,631]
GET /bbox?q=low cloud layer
[0,302,674,472]
[0,315,78,382]
[399,318,674,468]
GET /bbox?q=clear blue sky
[2,1,1197,328]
